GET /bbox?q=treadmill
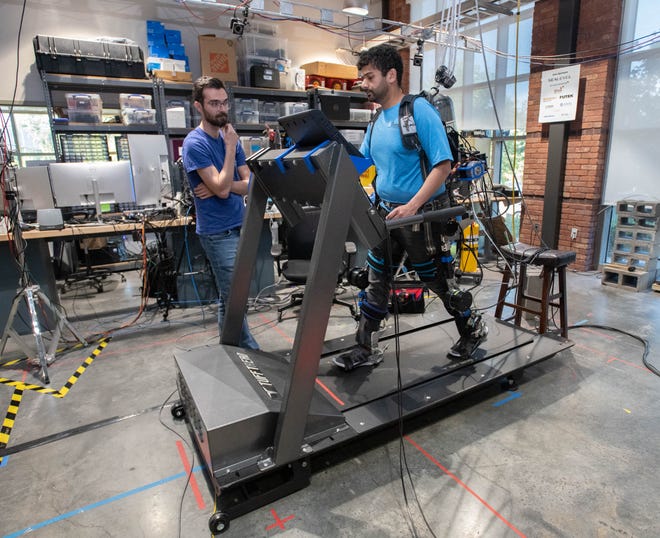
[172,109,573,534]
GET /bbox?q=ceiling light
[342,0,368,17]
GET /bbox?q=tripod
[0,284,87,384]
[0,165,87,384]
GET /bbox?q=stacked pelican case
[33,35,146,79]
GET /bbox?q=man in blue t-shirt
[333,44,486,371]
[182,76,258,349]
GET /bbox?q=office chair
[275,207,358,322]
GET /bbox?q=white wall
[0,0,380,104]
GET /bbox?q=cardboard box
[300,61,357,81]
[153,69,193,82]
[198,35,238,83]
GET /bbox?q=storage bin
[236,110,260,124]
[259,101,281,122]
[282,102,308,116]
[119,93,153,109]
[166,99,191,127]
[66,93,102,110]
[67,108,102,124]
[349,108,373,122]
[121,107,157,125]
[166,107,187,129]
[234,98,259,115]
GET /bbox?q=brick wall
[521,0,624,270]
[384,0,411,92]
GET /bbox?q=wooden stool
[494,242,576,338]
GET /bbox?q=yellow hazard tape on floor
[0,388,23,465]
[0,341,88,368]
[0,388,22,447]
[0,338,110,466]
[0,337,110,398]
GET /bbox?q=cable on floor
[158,388,196,538]
[386,235,439,538]
[567,323,657,377]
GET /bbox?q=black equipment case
[33,35,146,79]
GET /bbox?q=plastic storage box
[121,107,157,125]
[282,102,308,116]
[67,109,102,124]
[119,93,153,109]
[234,98,260,123]
[66,93,102,110]
[258,101,281,122]
[235,110,260,124]
[350,108,373,122]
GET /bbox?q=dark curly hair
[357,44,403,87]
[192,76,226,104]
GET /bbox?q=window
[409,2,534,190]
[2,106,56,167]
[600,0,660,264]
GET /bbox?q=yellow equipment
[459,221,479,274]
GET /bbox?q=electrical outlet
[570,227,578,240]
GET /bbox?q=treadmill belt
[316,318,536,410]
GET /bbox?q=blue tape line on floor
[492,391,522,407]
[3,465,204,538]
[0,456,8,468]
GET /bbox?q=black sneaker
[447,335,483,361]
[333,346,383,371]
[447,336,469,359]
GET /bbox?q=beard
[203,109,228,128]
[364,85,386,105]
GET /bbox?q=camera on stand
[435,65,456,89]
[413,39,424,67]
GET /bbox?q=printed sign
[538,64,581,123]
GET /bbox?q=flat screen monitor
[15,166,55,211]
[278,108,363,157]
[47,161,135,212]
[127,134,170,206]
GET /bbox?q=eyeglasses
[205,99,230,109]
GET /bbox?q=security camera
[413,39,424,67]
[230,17,245,36]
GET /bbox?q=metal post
[541,0,581,248]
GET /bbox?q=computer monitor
[127,134,170,206]
[15,166,55,211]
[278,108,364,157]
[47,161,135,220]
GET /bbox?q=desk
[1,214,277,332]
[0,217,194,334]
[0,216,193,242]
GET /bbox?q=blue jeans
[198,230,259,349]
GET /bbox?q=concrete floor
[0,261,658,538]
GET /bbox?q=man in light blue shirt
[334,45,486,371]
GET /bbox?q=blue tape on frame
[302,140,331,174]
[274,145,298,174]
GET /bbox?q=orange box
[300,61,358,80]
[153,69,192,82]
[198,35,238,83]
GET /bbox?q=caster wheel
[475,275,483,285]
[209,511,230,534]
[171,402,186,419]
[456,275,462,284]
[501,374,520,391]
